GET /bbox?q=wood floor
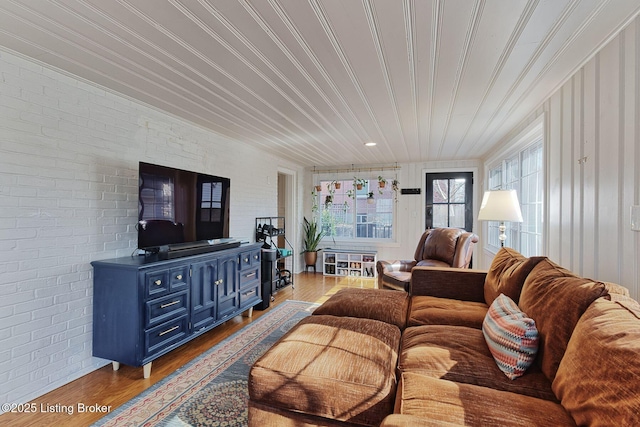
[1,272,378,427]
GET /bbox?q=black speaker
[256,249,277,310]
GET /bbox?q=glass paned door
[425,172,473,231]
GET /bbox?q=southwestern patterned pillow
[482,293,539,380]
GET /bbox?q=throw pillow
[482,294,539,380]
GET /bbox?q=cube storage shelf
[322,249,377,277]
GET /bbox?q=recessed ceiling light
[364,141,377,147]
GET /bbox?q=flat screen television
[137,162,231,252]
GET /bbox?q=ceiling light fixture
[364,141,377,147]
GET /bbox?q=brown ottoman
[313,287,410,329]
[248,315,402,426]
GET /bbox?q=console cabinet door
[190,259,218,333]
[216,254,239,321]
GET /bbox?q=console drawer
[145,270,169,298]
[239,284,260,308]
[239,249,260,269]
[168,266,189,291]
[239,266,259,289]
[146,290,188,328]
[145,315,188,356]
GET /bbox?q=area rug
[92,300,318,427]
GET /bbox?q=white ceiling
[1,0,639,167]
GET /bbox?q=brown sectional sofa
[248,248,640,426]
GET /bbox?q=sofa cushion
[382,270,412,291]
[395,372,575,426]
[380,414,462,427]
[552,295,640,426]
[482,294,539,380]
[399,325,556,401]
[249,315,401,426]
[313,288,410,329]
[414,259,451,268]
[518,258,607,382]
[419,228,463,264]
[484,247,545,305]
[407,296,488,329]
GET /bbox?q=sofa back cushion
[552,295,640,426]
[518,258,608,382]
[417,228,463,265]
[484,247,545,305]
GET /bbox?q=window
[139,173,174,221]
[200,181,223,222]
[315,177,395,241]
[487,141,543,256]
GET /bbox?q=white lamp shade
[477,190,523,222]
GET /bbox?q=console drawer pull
[244,257,249,263]
[244,272,256,278]
[175,274,183,280]
[243,290,256,297]
[154,280,162,286]
[160,300,180,309]
[158,325,179,336]
[253,255,259,260]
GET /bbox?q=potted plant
[346,188,356,200]
[378,176,387,188]
[354,177,367,190]
[330,180,341,190]
[392,179,400,202]
[311,187,320,214]
[366,191,375,204]
[302,217,326,268]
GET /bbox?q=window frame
[483,117,545,256]
[313,173,398,244]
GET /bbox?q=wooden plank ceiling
[0,0,639,166]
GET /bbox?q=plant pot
[356,184,363,190]
[315,185,322,192]
[334,182,341,189]
[379,181,386,188]
[304,251,318,267]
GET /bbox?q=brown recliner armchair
[376,227,478,291]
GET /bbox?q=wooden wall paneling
[571,72,584,274]
[560,83,574,269]
[548,91,563,262]
[622,21,640,294]
[581,56,597,279]
[597,37,622,282]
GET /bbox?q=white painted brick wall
[0,50,300,407]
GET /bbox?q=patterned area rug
[92,300,317,427]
